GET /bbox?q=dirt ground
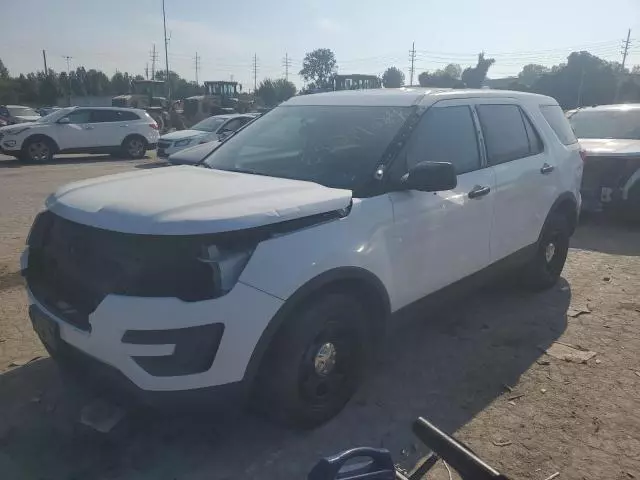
[0,154,639,480]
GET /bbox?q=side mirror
[57,117,70,124]
[401,161,457,192]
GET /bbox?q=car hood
[160,129,209,141]
[46,166,352,235]
[579,138,640,157]
[14,115,40,123]
[168,141,222,165]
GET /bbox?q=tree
[633,65,640,74]
[300,48,337,90]
[443,63,462,80]
[0,58,8,79]
[418,64,464,88]
[461,53,495,88]
[518,64,550,86]
[256,78,297,107]
[382,67,405,88]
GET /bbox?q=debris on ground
[603,276,611,282]
[502,383,514,392]
[507,394,526,401]
[567,306,591,317]
[543,472,560,480]
[491,440,512,447]
[540,388,547,394]
[8,356,41,367]
[80,398,127,434]
[542,342,597,364]
[537,359,551,366]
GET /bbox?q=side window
[521,110,544,155]
[119,110,140,121]
[406,105,480,175]
[64,110,92,124]
[222,118,243,132]
[540,104,578,145]
[0,106,9,117]
[90,110,122,123]
[477,104,530,166]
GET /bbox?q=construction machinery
[333,74,381,91]
[183,81,253,126]
[111,80,172,132]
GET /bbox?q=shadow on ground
[0,155,151,168]
[571,215,640,256]
[0,280,570,480]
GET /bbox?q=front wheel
[521,214,570,290]
[122,136,147,159]
[21,137,54,163]
[254,294,369,429]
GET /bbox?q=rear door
[388,100,495,307]
[89,109,129,147]
[474,101,554,262]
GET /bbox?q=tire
[521,213,570,290]
[254,294,369,429]
[122,136,147,159]
[21,137,54,163]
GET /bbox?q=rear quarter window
[119,110,141,121]
[540,105,577,145]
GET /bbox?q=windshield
[569,109,640,140]
[203,105,411,191]
[192,116,228,132]
[8,106,38,117]
[35,107,73,123]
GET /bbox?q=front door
[55,109,101,150]
[387,100,495,309]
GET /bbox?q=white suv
[22,89,582,428]
[0,106,159,163]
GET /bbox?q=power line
[252,53,258,91]
[282,52,292,80]
[409,41,416,86]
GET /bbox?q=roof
[284,88,556,107]
[4,105,32,108]
[572,104,640,113]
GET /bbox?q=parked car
[22,89,581,428]
[157,113,257,159]
[167,140,222,165]
[0,106,159,162]
[36,106,61,117]
[568,104,640,216]
[0,105,41,124]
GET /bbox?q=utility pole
[145,63,149,80]
[621,28,632,71]
[615,29,632,101]
[62,56,72,106]
[42,50,48,74]
[194,52,200,85]
[252,53,258,91]
[282,52,292,80]
[162,0,171,99]
[409,41,416,86]
[150,44,158,80]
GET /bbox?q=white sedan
[157,114,256,159]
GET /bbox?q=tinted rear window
[540,105,577,145]
[477,104,530,166]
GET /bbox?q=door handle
[83,125,94,130]
[468,185,491,199]
[120,124,129,128]
[540,163,555,174]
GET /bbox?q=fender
[242,266,391,387]
[539,191,579,241]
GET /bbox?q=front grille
[26,212,222,330]
[157,141,171,149]
[581,156,640,199]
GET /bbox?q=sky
[2,0,640,91]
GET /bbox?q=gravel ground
[0,153,639,480]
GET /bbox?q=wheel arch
[541,192,579,239]
[243,266,391,387]
[22,133,59,153]
[121,133,148,147]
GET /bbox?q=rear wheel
[521,213,570,290]
[122,136,147,159]
[21,137,54,163]
[254,294,369,429]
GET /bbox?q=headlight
[174,138,192,147]
[6,127,30,135]
[199,245,254,294]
